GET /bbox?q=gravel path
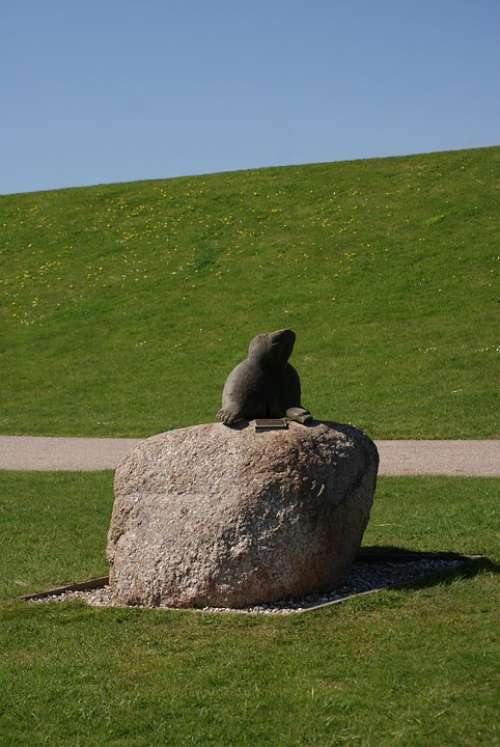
[0,435,139,471]
[0,435,498,476]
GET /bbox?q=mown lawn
[1,146,499,438]
[0,472,498,746]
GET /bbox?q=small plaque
[254,418,288,431]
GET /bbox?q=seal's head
[248,329,296,368]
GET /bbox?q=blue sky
[2,0,499,194]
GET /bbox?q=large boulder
[107,421,378,608]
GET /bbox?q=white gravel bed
[32,557,467,615]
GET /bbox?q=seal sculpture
[217,328,313,425]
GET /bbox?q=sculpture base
[107,421,379,609]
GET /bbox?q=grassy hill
[1,146,498,438]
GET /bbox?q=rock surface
[107,421,379,609]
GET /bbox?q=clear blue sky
[2,0,499,195]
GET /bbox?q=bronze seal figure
[217,329,312,426]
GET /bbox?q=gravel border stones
[27,554,476,615]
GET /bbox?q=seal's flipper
[217,407,246,426]
[286,407,313,424]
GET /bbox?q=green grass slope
[1,146,498,437]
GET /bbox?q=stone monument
[106,329,379,608]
